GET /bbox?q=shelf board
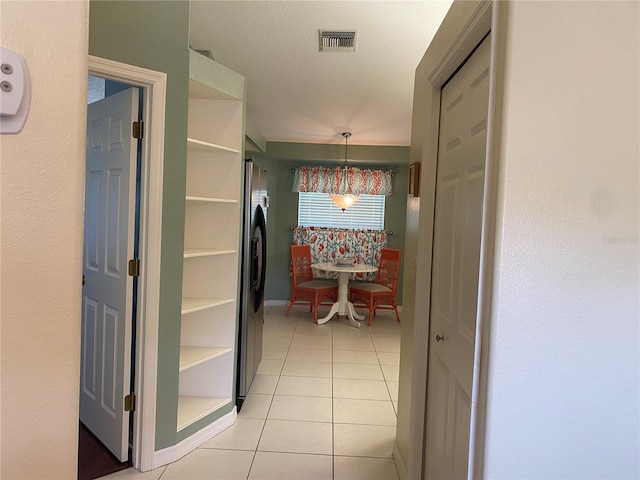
[187,137,240,154]
[186,195,238,204]
[177,396,232,432]
[183,248,237,259]
[181,297,234,315]
[179,346,232,372]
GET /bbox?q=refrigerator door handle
[250,237,259,291]
[251,204,267,312]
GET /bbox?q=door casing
[405,1,506,478]
[88,56,166,472]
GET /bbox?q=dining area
[285,234,402,328]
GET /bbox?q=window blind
[297,192,385,230]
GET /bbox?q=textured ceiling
[189,1,452,147]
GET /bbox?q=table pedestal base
[317,271,363,328]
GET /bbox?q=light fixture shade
[330,193,360,211]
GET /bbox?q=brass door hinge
[124,393,136,412]
[128,258,140,277]
[132,121,144,139]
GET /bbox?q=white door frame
[88,55,166,472]
[407,1,505,478]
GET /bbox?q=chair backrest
[375,248,401,292]
[290,244,314,286]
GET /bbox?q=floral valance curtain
[292,166,393,196]
[292,226,388,281]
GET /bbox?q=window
[297,192,385,230]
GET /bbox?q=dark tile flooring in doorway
[78,422,131,480]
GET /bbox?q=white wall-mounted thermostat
[1,46,31,134]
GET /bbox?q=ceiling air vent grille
[319,30,357,52]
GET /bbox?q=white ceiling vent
[319,30,357,52]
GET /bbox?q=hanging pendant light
[329,132,360,211]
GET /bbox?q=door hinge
[128,258,140,277]
[124,393,136,412]
[132,121,144,139]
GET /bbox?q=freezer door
[238,163,267,404]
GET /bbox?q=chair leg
[313,293,318,324]
[285,301,293,317]
[394,306,400,323]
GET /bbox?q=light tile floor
[104,305,401,480]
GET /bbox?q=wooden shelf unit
[177,49,244,432]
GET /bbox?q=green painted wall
[89,1,409,450]
[251,142,410,304]
[89,0,189,451]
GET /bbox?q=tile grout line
[374,337,395,408]
[247,311,295,478]
[243,309,401,478]
[156,464,168,479]
[331,317,336,480]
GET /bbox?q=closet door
[424,34,490,479]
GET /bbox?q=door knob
[435,334,445,342]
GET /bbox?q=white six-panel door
[80,87,138,462]
[425,34,491,479]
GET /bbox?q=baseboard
[152,408,237,469]
[265,300,289,307]
[393,441,407,480]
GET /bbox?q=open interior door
[80,87,138,461]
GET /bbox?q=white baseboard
[153,408,237,469]
[265,300,289,307]
[393,441,407,480]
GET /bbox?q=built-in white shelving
[177,49,244,433]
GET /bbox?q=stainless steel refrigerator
[237,161,268,409]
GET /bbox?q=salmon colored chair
[285,245,338,323]
[349,248,401,326]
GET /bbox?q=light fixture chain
[342,131,351,166]
[330,131,359,211]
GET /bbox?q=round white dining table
[311,262,378,328]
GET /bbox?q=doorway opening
[79,56,167,474]
[79,75,142,479]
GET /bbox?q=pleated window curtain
[292,166,393,196]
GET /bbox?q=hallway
[104,304,401,479]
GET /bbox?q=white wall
[0,1,88,478]
[484,1,639,478]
